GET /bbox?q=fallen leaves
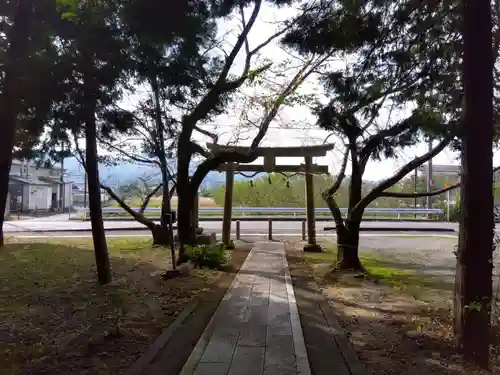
[0,237,221,375]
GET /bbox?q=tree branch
[100,183,156,229]
[98,136,160,167]
[248,55,330,150]
[322,192,346,232]
[326,145,349,196]
[190,141,210,157]
[380,184,458,198]
[193,125,219,142]
[189,56,330,191]
[359,121,413,166]
[169,182,176,198]
[185,0,263,127]
[380,166,500,198]
[139,184,161,213]
[353,133,455,215]
[190,150,259,193]
[72,131,89,174]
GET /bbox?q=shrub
[186,244,228,269]
[433,200,460,222]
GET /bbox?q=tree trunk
[85,105,111,284]
[453,0,494,368]
[159,165,177,267]
[83,40,111,284]
[0,0,31,247]
[160,167,171,228]
[336,219,362,271]
[176,141,194,264]
[454,157,467,336]
[151,224,172,246]
[337,161,364,271]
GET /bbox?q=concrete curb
[70,216,448,223]
[282,243,312,375]
[124,301,199,375]
[318,301,366,375]
[178,246,255,375]
[287,250,367,375]
[9,226,457,234]
[324,226,456,233]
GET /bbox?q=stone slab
[179,241,312,375]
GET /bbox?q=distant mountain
[63,157,245,189]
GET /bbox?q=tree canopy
[279,0,500,270]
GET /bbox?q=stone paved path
[179,241,310,375]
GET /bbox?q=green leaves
[56,0,77,20]
[247,62,273,84]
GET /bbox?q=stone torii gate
[207,142,335,252]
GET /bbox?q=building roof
[9,175,51,186]
[418,164,460,175]
[11,159,63,171]
[38,176,73,184]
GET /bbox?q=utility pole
[83,171,88,209]
[426,140,433,210]
[454,0,494,368]
[59,144,65,212]
[414,168,418,218]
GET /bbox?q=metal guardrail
[69,206,448,241]
[75,206,444,215]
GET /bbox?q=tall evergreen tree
[455,0,494,367]
[173,0,321,261]
[95,0,218,248]
[283,0,500,270]
[0,0,58,246]
[49,0,132,284]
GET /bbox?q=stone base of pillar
[196,232,217,245]
[303,243,322,253]
[161,268,182,280]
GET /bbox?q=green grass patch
[303,245,453,302]
[110,197,164,208]
[0,237,222,374]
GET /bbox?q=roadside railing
[74,206,444,221]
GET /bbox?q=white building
[71,182,111,207]
[8,160,73,213]
[4,192,9,218]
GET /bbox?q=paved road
[3,219,460,234]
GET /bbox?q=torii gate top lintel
[206,142,335,158]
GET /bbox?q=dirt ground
[0,237,250,375]
[285,240,500,375]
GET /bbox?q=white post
[447,189,451,222]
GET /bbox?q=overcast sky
[117,3,499,182]
[191,3,484,181]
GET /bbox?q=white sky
[114,3,499,182]
[187,3,478,182]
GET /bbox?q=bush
[448,201,461,222]
[186,244,228,269]
[433,200,460,222]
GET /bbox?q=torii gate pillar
[222,162,235,247]
[304,155,321,252]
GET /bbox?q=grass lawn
[287,241,498,375]
[0,237,235,375]
[304,245,454,303]
[110,196,218,209]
